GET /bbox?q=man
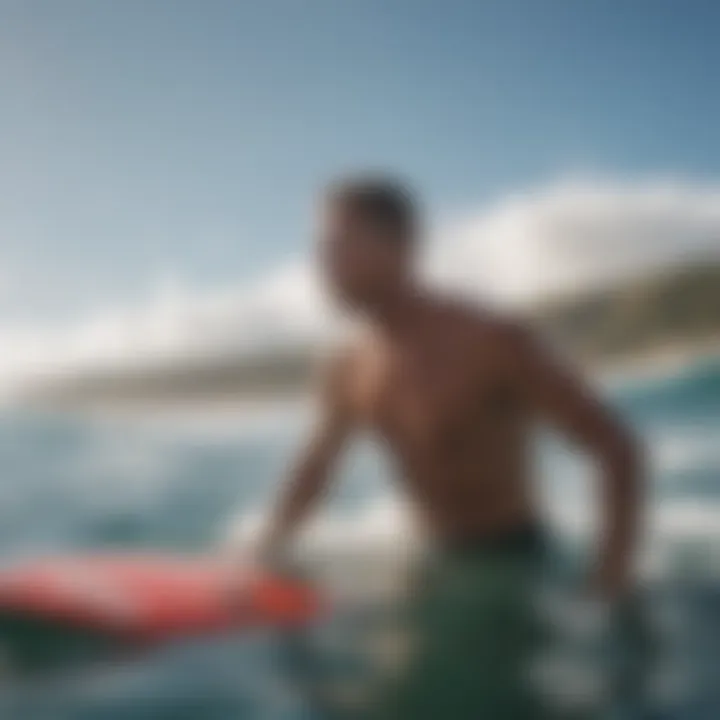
[258,176,644,718]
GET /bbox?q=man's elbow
[605,427,645,484]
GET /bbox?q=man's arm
[259,352,355,563]
[502,324,645,599]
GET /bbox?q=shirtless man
[260,176,644,718]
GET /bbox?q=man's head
[318,175,419,311]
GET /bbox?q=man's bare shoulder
[427,293,532,351]
[316,330,373,393]
[317,342,358,386]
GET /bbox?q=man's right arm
[259,352,355,563]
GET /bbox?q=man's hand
[222,551,263,612]
[588,556,635,602]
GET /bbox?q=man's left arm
[501,324,645,600]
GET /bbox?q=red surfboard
[0,554,323,671]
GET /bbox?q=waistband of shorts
[436,520,546,557]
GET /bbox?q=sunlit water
[1,358,720,718]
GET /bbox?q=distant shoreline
[593,338,720,388]
[6,337,718,419]
[5,259,720,413]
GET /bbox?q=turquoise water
[0,358,719,717]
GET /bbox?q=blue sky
[1,0,719,320]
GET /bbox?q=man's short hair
[327,175,419,242]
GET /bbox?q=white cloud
[0,261,337,391]
[427,176,720,305]
[1,176,719,390]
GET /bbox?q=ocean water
[0,358,719,718]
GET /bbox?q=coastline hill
[21,261,720,407]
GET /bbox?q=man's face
[317,199,408,309]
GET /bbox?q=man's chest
[348,340,498,442]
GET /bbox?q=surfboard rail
[0,554,322,649]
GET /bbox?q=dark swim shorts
[369,524,556,720]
